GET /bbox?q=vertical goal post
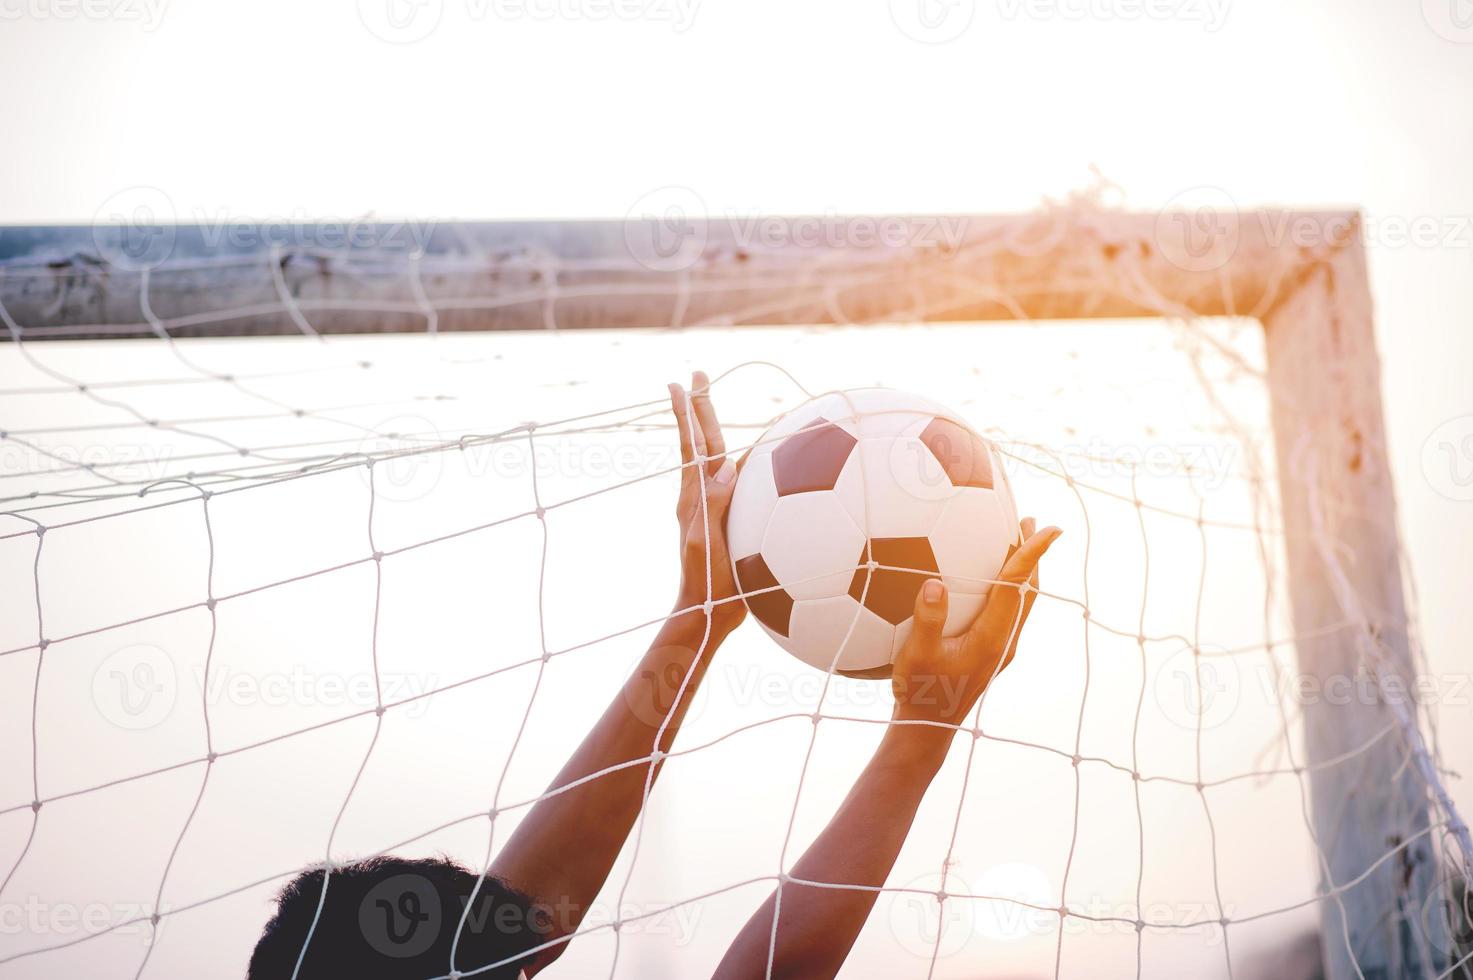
[1,206,1468,979]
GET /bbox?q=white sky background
[1,1,1471,978]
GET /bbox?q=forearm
[489,607,734,958]
[714,725,952,980]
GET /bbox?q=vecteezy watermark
[359,873,444,958]
[482,438,680,483]
[995,0,1230,31]
[888,871,977,959]
[356,0,697,43]
[357,873,701,958]
[1421,0,1473,43]
[93,644,441,730]
[623,647,713,728]
[719,664,897,712]
[92,644,178,730]
[0,897,169,946]
[1151,644,1240,732]
[1155,188,1473,273]
[891,867,1231,950]
[201,665,441,719]
[889,0,976,43]
[357,0,445,43]
[622,186,971,273]
[1058,895,1231,942]
[358,416,447,505]
[353,427,687,504]
[725,213,969,253]
[1261,210,1473,252]
[623,186,709,274]
[481,0,697,29]
[92,186,177,272]
[0,0,167,29]
[193,209,436,254]
[1151,654,1473,730]
[1421,415,1473,502]
[0,440,179,484]
[1257,665,1473,710]
[90,187,438,271]
[1009,438,1241,493]
[1153,186,1242,274]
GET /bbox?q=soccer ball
[727,388,1019,678]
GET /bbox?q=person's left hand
[669,371,746,637]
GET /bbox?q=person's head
[248,856,543,979]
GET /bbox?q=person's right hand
[890,518,1061,729]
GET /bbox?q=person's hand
[669,371,746,637]
[890,518,1061,729]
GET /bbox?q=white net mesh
[0,219,1469,980]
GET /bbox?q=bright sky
[2,1,1471,977]
[1,0,1469,651]
[3,321,1327,979]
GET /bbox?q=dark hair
[248,856,542,979]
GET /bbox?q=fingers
[699,460,738,537]
[690,371,727,477]
[968,523,1061,649]
[1003,553,1043,667]
[908,578,948,652]
[669,383,698,512]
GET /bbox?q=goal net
[0,204,1468,980]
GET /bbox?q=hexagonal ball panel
[835,388,950,440]
[727,445,778,561]
[787,595,895,673]
[835,439,953,538]
[847,536,940,626]
[762,491,866,601]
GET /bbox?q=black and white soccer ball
[728,388,1019,678]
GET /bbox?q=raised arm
[714,519,1061,980]
[488,372,746,974]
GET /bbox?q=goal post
[1,205,1467,978]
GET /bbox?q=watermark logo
[201,665,440,717]
[486,0,698,28]
[357,0,698,43]
[359,873,442,957]
[623,185,708,273]
[91,185,177,272]
[0,0,168,30]
[1421,415,1473,501]
[1151,644,1238,731]
[0,898,168,945]
[972,862,1054,942]
[1422,0,1473,42]
[622,647,712,727]
[995,0,1230,31]
[1154,186,1240,274]
[889,0,975,43]
[357,0,444,42]
[358,416,446,504]
[888,871,976,958]
[92,644,177,730]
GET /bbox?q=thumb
[910,578,948,649]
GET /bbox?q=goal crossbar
[0,209,1362,339]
